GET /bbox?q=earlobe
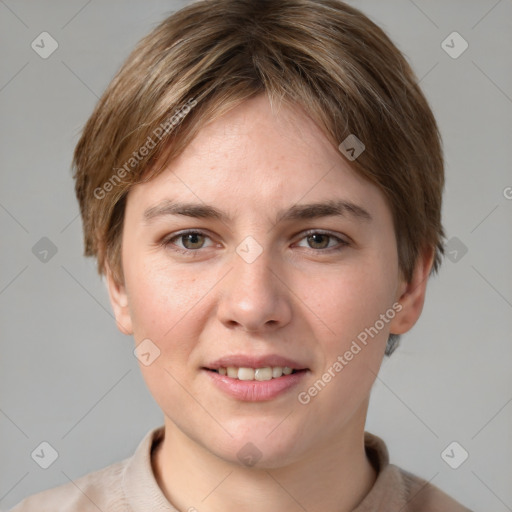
[104,264,134,335]
[389,246,435,335]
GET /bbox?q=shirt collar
[123,426,408,512]
[123,425,178,512]
[352,432,409,511]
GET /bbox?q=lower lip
[203,369,308,401]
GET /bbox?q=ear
[389,246,435,335]
[104,263,134,335]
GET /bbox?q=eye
[160,229,350,255]
[161,230,213,253]
[295,230,349,251]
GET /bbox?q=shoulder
[8,458,129,512]
[361,432,473,511]
[395,465,473,512]
[8,426,163,512]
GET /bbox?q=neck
[152,406,377,512]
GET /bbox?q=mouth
[204,366,306,381]
[202,355,310,401]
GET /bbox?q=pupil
[310,234,327,248]
[185,233,202,248]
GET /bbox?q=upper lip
[204,354,308,370]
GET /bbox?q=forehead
[125,95,389,224]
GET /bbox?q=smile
[210,366,298,381]
[204,367,308,401]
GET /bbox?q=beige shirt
[10,426,473,511]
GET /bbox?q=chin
[208,426,303,469]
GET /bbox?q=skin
[106,94,433,512]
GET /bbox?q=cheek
[124,260,208,399]
[124,254,182,331]
[311,262,397,343]
[298,261,397,418]
[123,256,215,355]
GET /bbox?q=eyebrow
[143,198,372,225]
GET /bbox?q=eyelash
[160,229,350,256]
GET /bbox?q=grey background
[1,0,511,510]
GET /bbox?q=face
[107,94,431,468]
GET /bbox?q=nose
[216,243,293,333]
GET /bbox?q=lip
[202,354,310,402]
[205,354,308,370]
[203,368,309,401]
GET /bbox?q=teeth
[254,367,272,381]
[214,366,297,380]
[238,367,255,381]
[272,367,282,378]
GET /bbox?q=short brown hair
[72,0,445,355]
